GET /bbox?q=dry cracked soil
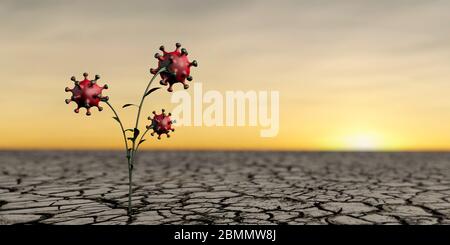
[0,151,450,225]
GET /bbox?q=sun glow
[344,133,380,150]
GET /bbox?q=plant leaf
[127,137,135,142]
[144,87,161,97]
[122,104,138,108]
[112,116,120,123]
[138,139,146,146]
[124,129,134,132]
[133,128,140,140]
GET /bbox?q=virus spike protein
[65,73,108,116]
[146,109,175,139]
[150,42,198,92]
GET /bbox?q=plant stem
[127,160,132,215]
[104,101,129,156]
[105,101,132,214]
[133,67,166,132]
[134,126,151,154]
[128,67,166,215]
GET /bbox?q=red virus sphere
[65,73,109,116]
[150,43,198,92]
[146,109,175,139]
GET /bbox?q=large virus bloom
[65,73,108,116]
[150,43,198,92]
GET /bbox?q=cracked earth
[1,151,450,225]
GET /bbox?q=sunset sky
[1,0,450,150]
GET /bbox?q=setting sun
[344,133,380,151]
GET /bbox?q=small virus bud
[147,109,175,139]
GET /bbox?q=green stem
[128,67,166,215]
[133,67,166,132]
[105,101,132,214]
[127,161,132,215]
[104,101,129,156]
[134,126,151,154]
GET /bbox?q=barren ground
[0,151,450,225]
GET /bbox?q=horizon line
[2,148,450,153]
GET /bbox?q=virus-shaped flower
[65,73,109,116]
[146,109,175,139]
[150,43,198,92]
[64,43,199,215]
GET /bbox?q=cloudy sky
[1,0,450,150]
